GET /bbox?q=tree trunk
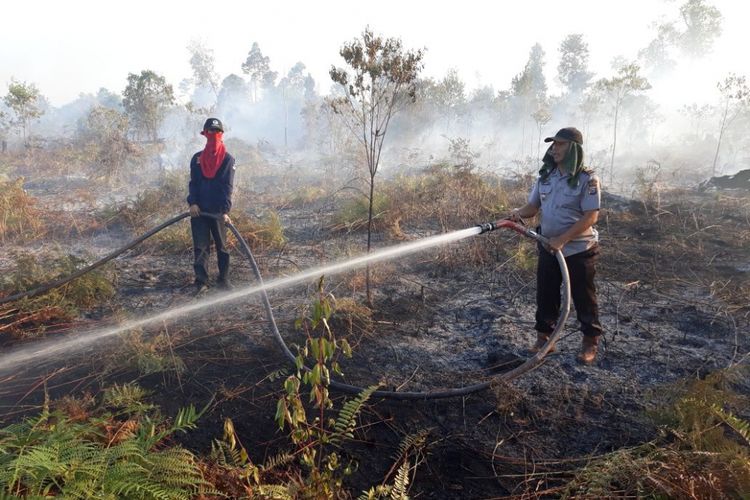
[711,101,729,176]
[365,173,376,306]
[609,100,620,186]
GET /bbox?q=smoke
[3,1,748,191]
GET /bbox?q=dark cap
[202,117,224,132]
[544,127,583,145]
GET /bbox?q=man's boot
[530,332,556,354]
[577,336,599,365]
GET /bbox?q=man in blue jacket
[187,118,236,293]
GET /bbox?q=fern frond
[357,485,391,500]
[710,404,750,446]
[390,459,411,500]
[391,430,429,464]
[103,383,154,415]
[257,483,293,499]
[261,452,295,473]
[333,385,379,442]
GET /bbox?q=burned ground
[0,166,748,498]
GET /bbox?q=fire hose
[0,213,570,400]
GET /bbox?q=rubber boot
[530,332,556,354]
[577,336,599,365]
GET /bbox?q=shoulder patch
[587,178,599,195]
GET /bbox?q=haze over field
[2,0,750,188]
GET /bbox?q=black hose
[223,213,571,399]
[0,212,570,400]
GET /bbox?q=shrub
[332,191,393,233]
[563,366,750,498]
[0,252,115,337]
[0,178,44,242]
[98,171,187,233]
[232,209,287,251]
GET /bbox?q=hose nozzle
[477,222,496,234]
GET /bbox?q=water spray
[0,213,570,399]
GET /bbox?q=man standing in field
[508,127,602,364]
[187,118,236,294]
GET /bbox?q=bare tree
[712,74,749,175]
[329,27,424,304]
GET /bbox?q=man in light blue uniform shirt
[509,127,602,364]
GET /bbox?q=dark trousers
[535,244,602,338]
[191,215,229,285]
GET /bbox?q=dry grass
[0,178,45,242]
[0,252,116,338]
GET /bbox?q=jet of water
[0,226,482,373]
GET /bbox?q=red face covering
[199,131,227,179]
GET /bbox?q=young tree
[712,74,749,175]
[79,105,131,182]
[678,0,722,57]
[329,27,424,304]
[187,39,220,100]
[4,79,44,147]
[638,22,680,75]
[557,34,593,96]
[122,70,175,142]
[0,109,8,152]
[511,44,547,156]
[241,42,274,103]
[594,62,651,183]
[531,103,552,162]
[216,74,251,120]
[680,102,712,139]
[279,62,314,148]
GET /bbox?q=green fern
[390,430,429,465]
[332,385,379,443]
[0,385,209,499]
[261,452,295,473]
[256,483,293,499]
[103,383,154,415]
[356,485,392,500]
[710,403,750,446]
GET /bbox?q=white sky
[2,0,749,108]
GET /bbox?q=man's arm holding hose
[547,210,598,252]
[509,203,539,222]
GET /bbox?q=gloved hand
[189,204,200,217]
[222,213,232,224]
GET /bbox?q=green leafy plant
[274,278,381,498]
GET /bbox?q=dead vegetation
[0,252,115,338]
